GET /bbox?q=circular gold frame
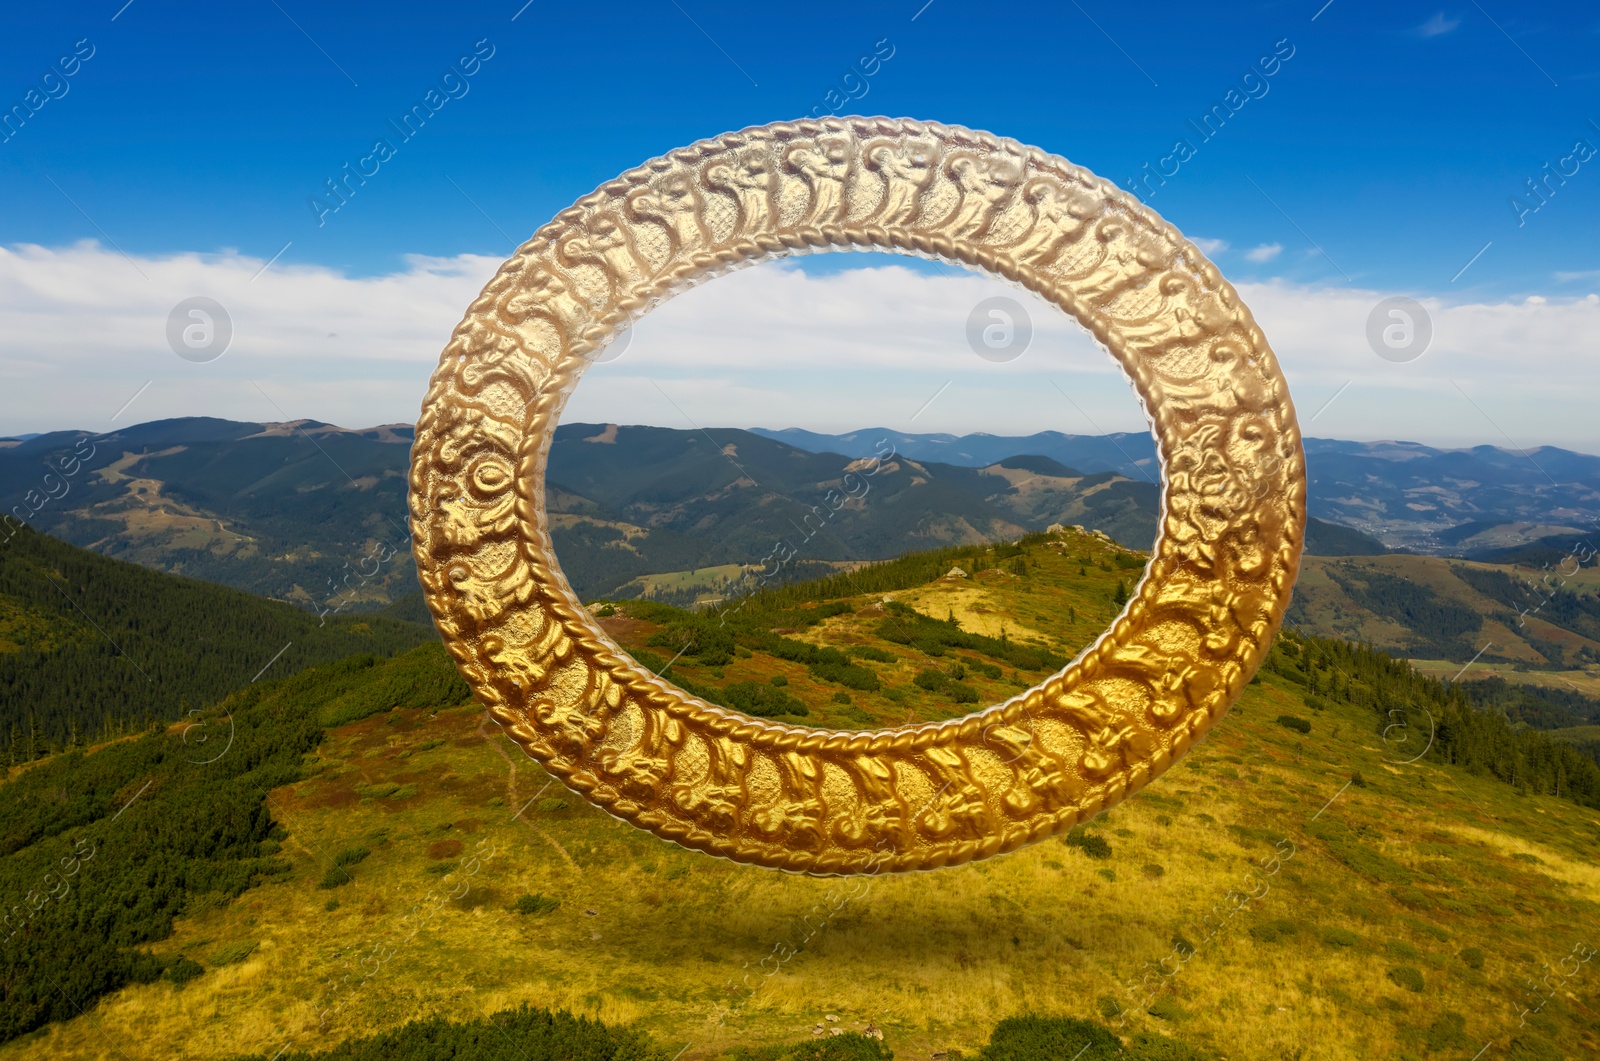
[409,118,1305,876]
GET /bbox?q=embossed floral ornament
[409,118,1306,876]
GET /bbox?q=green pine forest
[0,525,434,757]
[0,644,466,1044]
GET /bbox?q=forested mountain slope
[0,525,433,755]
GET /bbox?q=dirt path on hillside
[478,714,581,875]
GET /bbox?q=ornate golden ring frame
[409,118,1305,876]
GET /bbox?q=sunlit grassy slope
[7,530,1599,1061]
[596,528,1144,730]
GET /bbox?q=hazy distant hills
[750,426,1164,481]
[1287,553,1600,675]
[3,415,1595,608]
[761,428,1600,555]
[1301,440,1600,554]
[14,416,1163,606]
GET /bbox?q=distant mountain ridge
[7,416,1173,606]
[757,427,1600,555]
[749,426,1162,481]
[0,416,422,613]
[6,415,1592,609]
[542,421,1166,597]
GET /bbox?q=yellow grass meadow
[7,658,1597,1061]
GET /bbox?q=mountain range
[756,428,1600,555]
[2,417,1596,610]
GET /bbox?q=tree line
[220,1004,1215,1060]
[1265,633,1600,807]
[0,525,432,758]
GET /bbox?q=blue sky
[2,1,1600,448]
[4,1,1598,292]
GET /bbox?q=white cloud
[1414,11,1461,37]
[0,241,500,434]
[1237,281,1600,450]
[2,242,1600,453]
[1191,238,1229,255]
[1245,242,1284,263]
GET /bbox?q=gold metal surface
[409,118,1305,876]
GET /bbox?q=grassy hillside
[593,529,1141,731]
[7,643,1594,1060]
[0,641,467,1045]
[1288,553,1600,675]
[0,525,434,755]
[3,533,1598,1060]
